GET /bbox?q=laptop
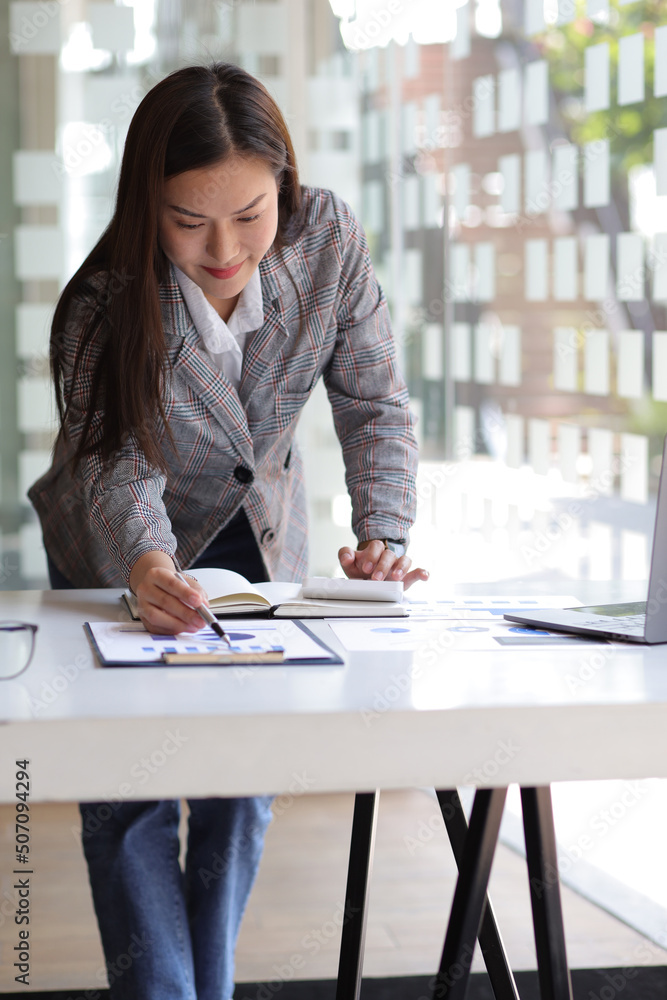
[504,434,667,644]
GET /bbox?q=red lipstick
[201,262,244,279]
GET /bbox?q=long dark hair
[51,62,302,470]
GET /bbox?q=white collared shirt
[174,264,264,391]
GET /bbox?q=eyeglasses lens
[0,624,36,679]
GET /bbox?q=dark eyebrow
[168,205,206,218]
[234,193,266,213]
[168,193,267,218]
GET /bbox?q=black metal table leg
[335,790,379,1000]
[431,787,508,1000]
[521,786,574,1000]
[436,789,520,1000]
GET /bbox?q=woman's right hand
[128,550,210,635]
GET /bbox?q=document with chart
[85,619,343,667]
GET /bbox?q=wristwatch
[383,538,408,558]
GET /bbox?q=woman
[30,62,426,998]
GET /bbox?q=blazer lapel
[160,275,255,465]
[238,304,291,407]
[159,253,298,457]
[237,253,297,407]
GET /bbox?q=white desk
[1,588,666,802]
[1,587,666,1000]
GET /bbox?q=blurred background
[1,0,666,589]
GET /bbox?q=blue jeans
[78,796,274,1000]
[48,510,274,998]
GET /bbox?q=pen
[172,557,232,648]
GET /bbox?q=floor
[0,789,665,992]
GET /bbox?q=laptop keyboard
[603,614,645,632]
[571,601,647,633]
[573,616,644,633]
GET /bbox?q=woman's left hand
[338,540,429,590]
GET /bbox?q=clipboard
[84,619,344,668]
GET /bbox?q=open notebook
[123,569,408,619]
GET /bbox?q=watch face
[384,539,407,557]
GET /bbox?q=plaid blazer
[29,188,419,587]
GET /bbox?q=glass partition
[1,0,664,586]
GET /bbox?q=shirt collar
[173,263,264,349]
[227,265,264,336]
